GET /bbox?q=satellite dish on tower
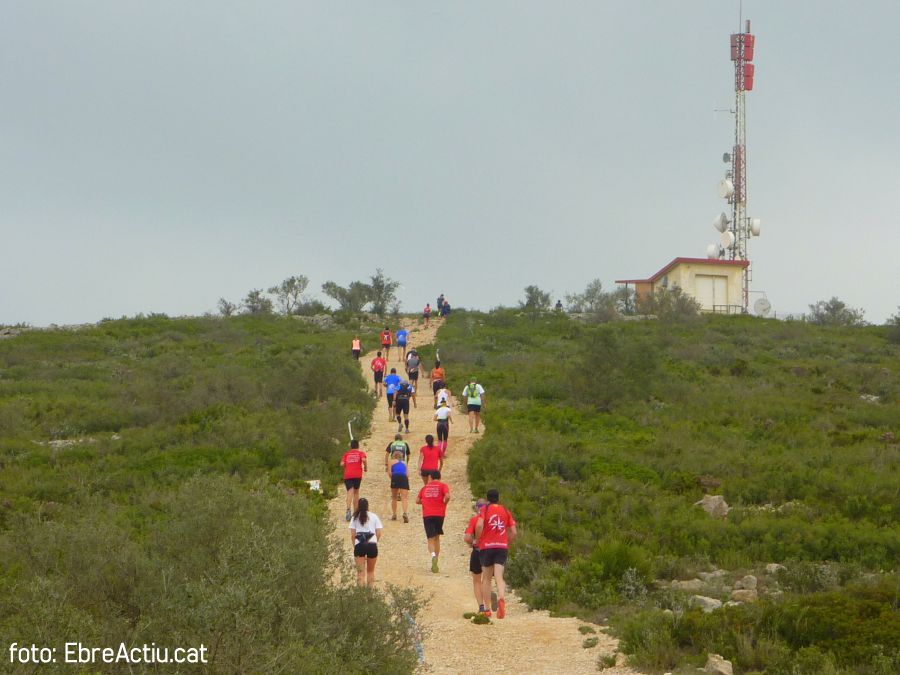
[718,179,735,199]
[720,230,736,249]
[754,297,772,317]
[706,243,720,259]
[750,218,761,236]
[722,152,732,163]
[713,212,730,232]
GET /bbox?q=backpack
[396,383,412,400]
[390,441,409,461]
[406,355,420,370]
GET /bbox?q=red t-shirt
[418,481,450,518]
[477,503,516,549]
[370,357,386,373]
[465,514,480,549]
[341,450,366,479]
[381,331,392,345]
[420,445,441,472]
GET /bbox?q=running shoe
[391,514,397,521]
[481,609,492,617]
[431,557,439,573]
[497,598,506,619]
[491,591,499,612]
[344,509,351,522]
[402,513,409,523]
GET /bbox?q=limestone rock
[694,494,730,518]
[765,563,786,575]
[672,578,705,591]
[734,574,757,590]
[698,569,727,582]
[704,653,733,675]
[690,595,722,613]
[730,589,758,603]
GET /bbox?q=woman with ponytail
[348,497,384,587]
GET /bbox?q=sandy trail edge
[327,318,637,674]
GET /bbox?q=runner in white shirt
[348,498,384,587]
[434,401,453,456]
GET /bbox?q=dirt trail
[328,318,637,674]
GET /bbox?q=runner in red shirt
[418,434,443,485]
[416,471,450,573]
[340,439,367,522]
[464,498,490,613]
[475,488,517,618]
[370,351,386,398]
[380,327,393,361]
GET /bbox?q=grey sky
[2,1,898,325]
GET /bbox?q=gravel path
[328,318,637,674]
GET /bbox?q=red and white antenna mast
[730,18,758,312]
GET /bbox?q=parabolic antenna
[706,243,720,259]
[713,212,730,232]
[719,230,736,248]
[750,218,761,236]
[723,152,732,163]
[718,179,735,199]
[754,297,772,317]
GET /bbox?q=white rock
[724,601,742,607]
[690,595,723,613]
[734,574,757,590]
[730,589,758,603]
[698,569,727,581]
[672,579,705,591]
[704,653,733,675]
[765,563,786,575]
[694,494,730,518]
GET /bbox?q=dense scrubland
[437,309,899,674]
[0,315,420,673]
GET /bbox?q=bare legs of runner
[390,487,408,520]
[355,556,377,587]
[481,563,507,617]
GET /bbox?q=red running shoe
[497,598,506,619]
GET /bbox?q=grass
[0,314,421,672]
[436,308,899,673]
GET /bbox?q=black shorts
[386,393,395,407]
[479,548,508,568]
[344,478,361,490]
[407,370,419,381]
[395,399,410,415]
[354,541,378,559]
[423,313,430,319]
[398,342,407,351]
[352,349,360,358]
[423,516,445,539]
[390,474,410,490]
[469,548,482,574]
[467,403,482,413]
[420,468,439,479]
[374,371,384,383]
[381,343,391,350]
[432,380,444,394]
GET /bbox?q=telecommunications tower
[708,18,761,313]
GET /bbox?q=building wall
[651,262,743,312]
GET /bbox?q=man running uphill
[370,351,387,398]
[416,470,450,573]
[475,488,517,618]
[380,327,393,361]
[340,440,367,522]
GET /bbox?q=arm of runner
[376,526,383,542]
[463,531,475,548]
[443,487,451,505]
[362,458,367,472]
[474,515,484,539]
[509,524,518,543]
[349,526,356,546]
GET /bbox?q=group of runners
[340,318,515,618]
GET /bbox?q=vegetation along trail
[328,318,636,674]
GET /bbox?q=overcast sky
[2,1,898,326]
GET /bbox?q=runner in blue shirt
[395,328,409,362]
[383,368,402,421]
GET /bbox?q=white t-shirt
[349,512,384,544]
[435,406,452,422]
[464,383,485,404]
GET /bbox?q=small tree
[368,269,401,317]
[243,289,274,315]
[807,297,866,327]
[520,285,551,320]
[637,286,701,322]
[322,280,372,313]
[268,275,309,315]
[217,298,238,317]
[887,306,900,344]
[565,279,621,322]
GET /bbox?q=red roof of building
[615,257,749,285]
